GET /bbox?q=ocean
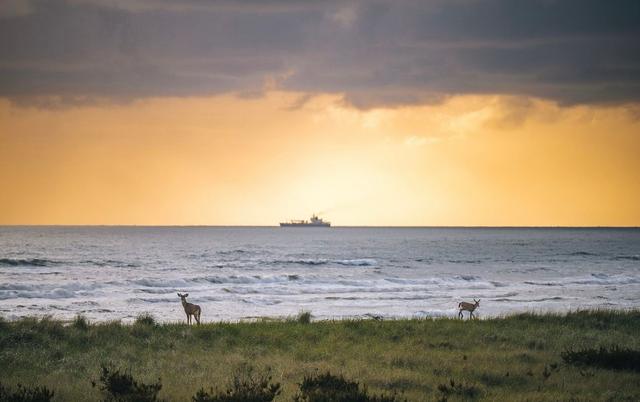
[0,226,638,322]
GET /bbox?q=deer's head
[473,299,480,307]
[177,293,189,302]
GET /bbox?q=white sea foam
[0,226,639,322]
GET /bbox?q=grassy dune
[1,311,640,401]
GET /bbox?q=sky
[1,0,639,226]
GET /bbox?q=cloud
[1,0,639,107]
[0,0,32,18]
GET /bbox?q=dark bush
[95,365,163,402]
[294,372,405,402]
[297,311,312,324]
[72,315,90,331]
[134,314,157,327]
[0,382,54,402]
[561,346,640,372]
[192,366,280,402]
[436,378,481,401]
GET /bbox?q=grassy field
[1,310,639,401]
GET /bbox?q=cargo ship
[280,214,331,227]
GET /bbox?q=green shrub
[0,382,54,402]
[134,314,156,327]
[192,366,280,402]
[72,315,90,331]
[436,378,481,401]
[297,312,312,324]
[294,372,405,402]
[95,365,163,402]
[562,346,640,372]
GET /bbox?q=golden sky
[2,1,640,225]
[1,93,639,226]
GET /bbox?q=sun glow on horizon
[1,92,639,226]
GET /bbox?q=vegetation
[95,365,163,402]
[192,365,280,402]
[292,312,312,325]
[562,345,640,372]
[0,382,54,402]
[1,310,640,401]
[134,314,157,327]
[294,371,404,402]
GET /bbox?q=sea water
[0,226,638,322]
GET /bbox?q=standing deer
[177,293,201,325]
[458,299,480,319]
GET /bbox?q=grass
[1,310,640,401]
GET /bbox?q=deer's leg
[195,311,200,325]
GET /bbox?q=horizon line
[1,224,639,229]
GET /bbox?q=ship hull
[280,222,330,227]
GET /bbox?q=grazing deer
[458,299,480,319]
[177,293,201,325]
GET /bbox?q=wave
[336,259,377,266]
[325,294,431,301]
[615,255,640,261]
[493,296,565,302]
[0,286,84,300]
[81,259,140,268]
[568,251,599,257]
[384,275,493,287]
[241,298,282,306]
[206,274,303,285]
[216,249,249,256]
[277,258,328,266]
[127,297,176,304]
[525,273,640,287]
[0,282,103,300]
[131,274,303,289]
[448,259,483,264]
[454,275,481,281]
[128,295,223,304]
[132,278,193,288]
[0,258,60,267]
[272,258,377,267]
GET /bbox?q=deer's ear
[184,293,189,297]
[177,293,182,297]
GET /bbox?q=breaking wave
[568,251,599,257]
[525,273,640,287]
[81,259,140,268]
[615,255,640,261]
[272,258,377,267]
[0,258,60,267]
[0,283,103,300]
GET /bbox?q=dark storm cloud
[1,0,639,107]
